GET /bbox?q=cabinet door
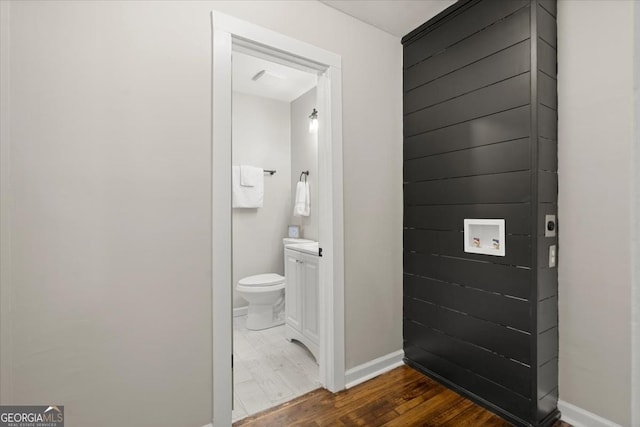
[284,251,301,331]
[301,256,319,345]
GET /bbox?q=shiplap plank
[404,171,531,206]
[404,0,529,68]
[404,252,531,300]
[537,4,557,48]
[537,327,558,365]
[404,274,530,331]
[404,229,531,267]
[538,71,557,109]
[405,106,530,160]
[539,139,557,171]
[404,297,530,364]
[538,39,556,78]
[405,73,530,137]
[405,40,530,114]
[404,203,531,235]
[405,5,531,92]
[404,138,530,183]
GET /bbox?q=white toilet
[237,238,314,331]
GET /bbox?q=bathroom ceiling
[232,51,317,103]
[320,0,456,38]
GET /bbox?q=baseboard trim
[344,349,404,389]
[233,306,248,317]
[558,400,622,427]
[202,423,213,427]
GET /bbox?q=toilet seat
[237,274,285,293]
[238,273,284,287]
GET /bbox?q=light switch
[549,245,556,268]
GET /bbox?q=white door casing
[211,11,345,427]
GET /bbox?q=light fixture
[309,108,318,134]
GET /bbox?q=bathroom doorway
[211,11,345,427]
[229,51,320,422]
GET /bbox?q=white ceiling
[320,0,456,38]
[232,51,317,102]
[232,1,455,100]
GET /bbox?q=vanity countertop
[285,242,320,256]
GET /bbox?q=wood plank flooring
[234,365,571,427]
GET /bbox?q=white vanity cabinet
[284,247,319,361]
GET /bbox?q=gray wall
[0,2,213,426]
[0,1,403,425]
[557,1,634,425]
[232,92,291,309]
[290,88,318,241]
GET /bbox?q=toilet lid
[238,273,284,287]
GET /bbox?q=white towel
[240,165,262,187]
[293,181,310,217]
[232,165,264,208]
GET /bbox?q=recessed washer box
[463,219,506,257]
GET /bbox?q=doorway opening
[230,51,320,422]
[211,11,345,427]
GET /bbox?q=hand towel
[232,165,264,208]
[240,165,263,187]
[293,181,310,217]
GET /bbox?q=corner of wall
[0,0,13,405]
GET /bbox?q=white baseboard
[233,306,248,317]
[558,400,622,427]
[344,349,404,389]
[202,423,213,427]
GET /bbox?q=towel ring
[299,171,309,182]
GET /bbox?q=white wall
[232,92,291,309]
[0,1,403,425]
[557,2,635,425]
[290,88,318,241]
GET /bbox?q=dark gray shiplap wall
[534,0,558,421]
[402,1,558,426]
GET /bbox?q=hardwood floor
[234,365,571,427]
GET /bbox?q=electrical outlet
[549,245,556,268]
[545,214,556,237]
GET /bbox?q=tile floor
[232,315,320,422]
